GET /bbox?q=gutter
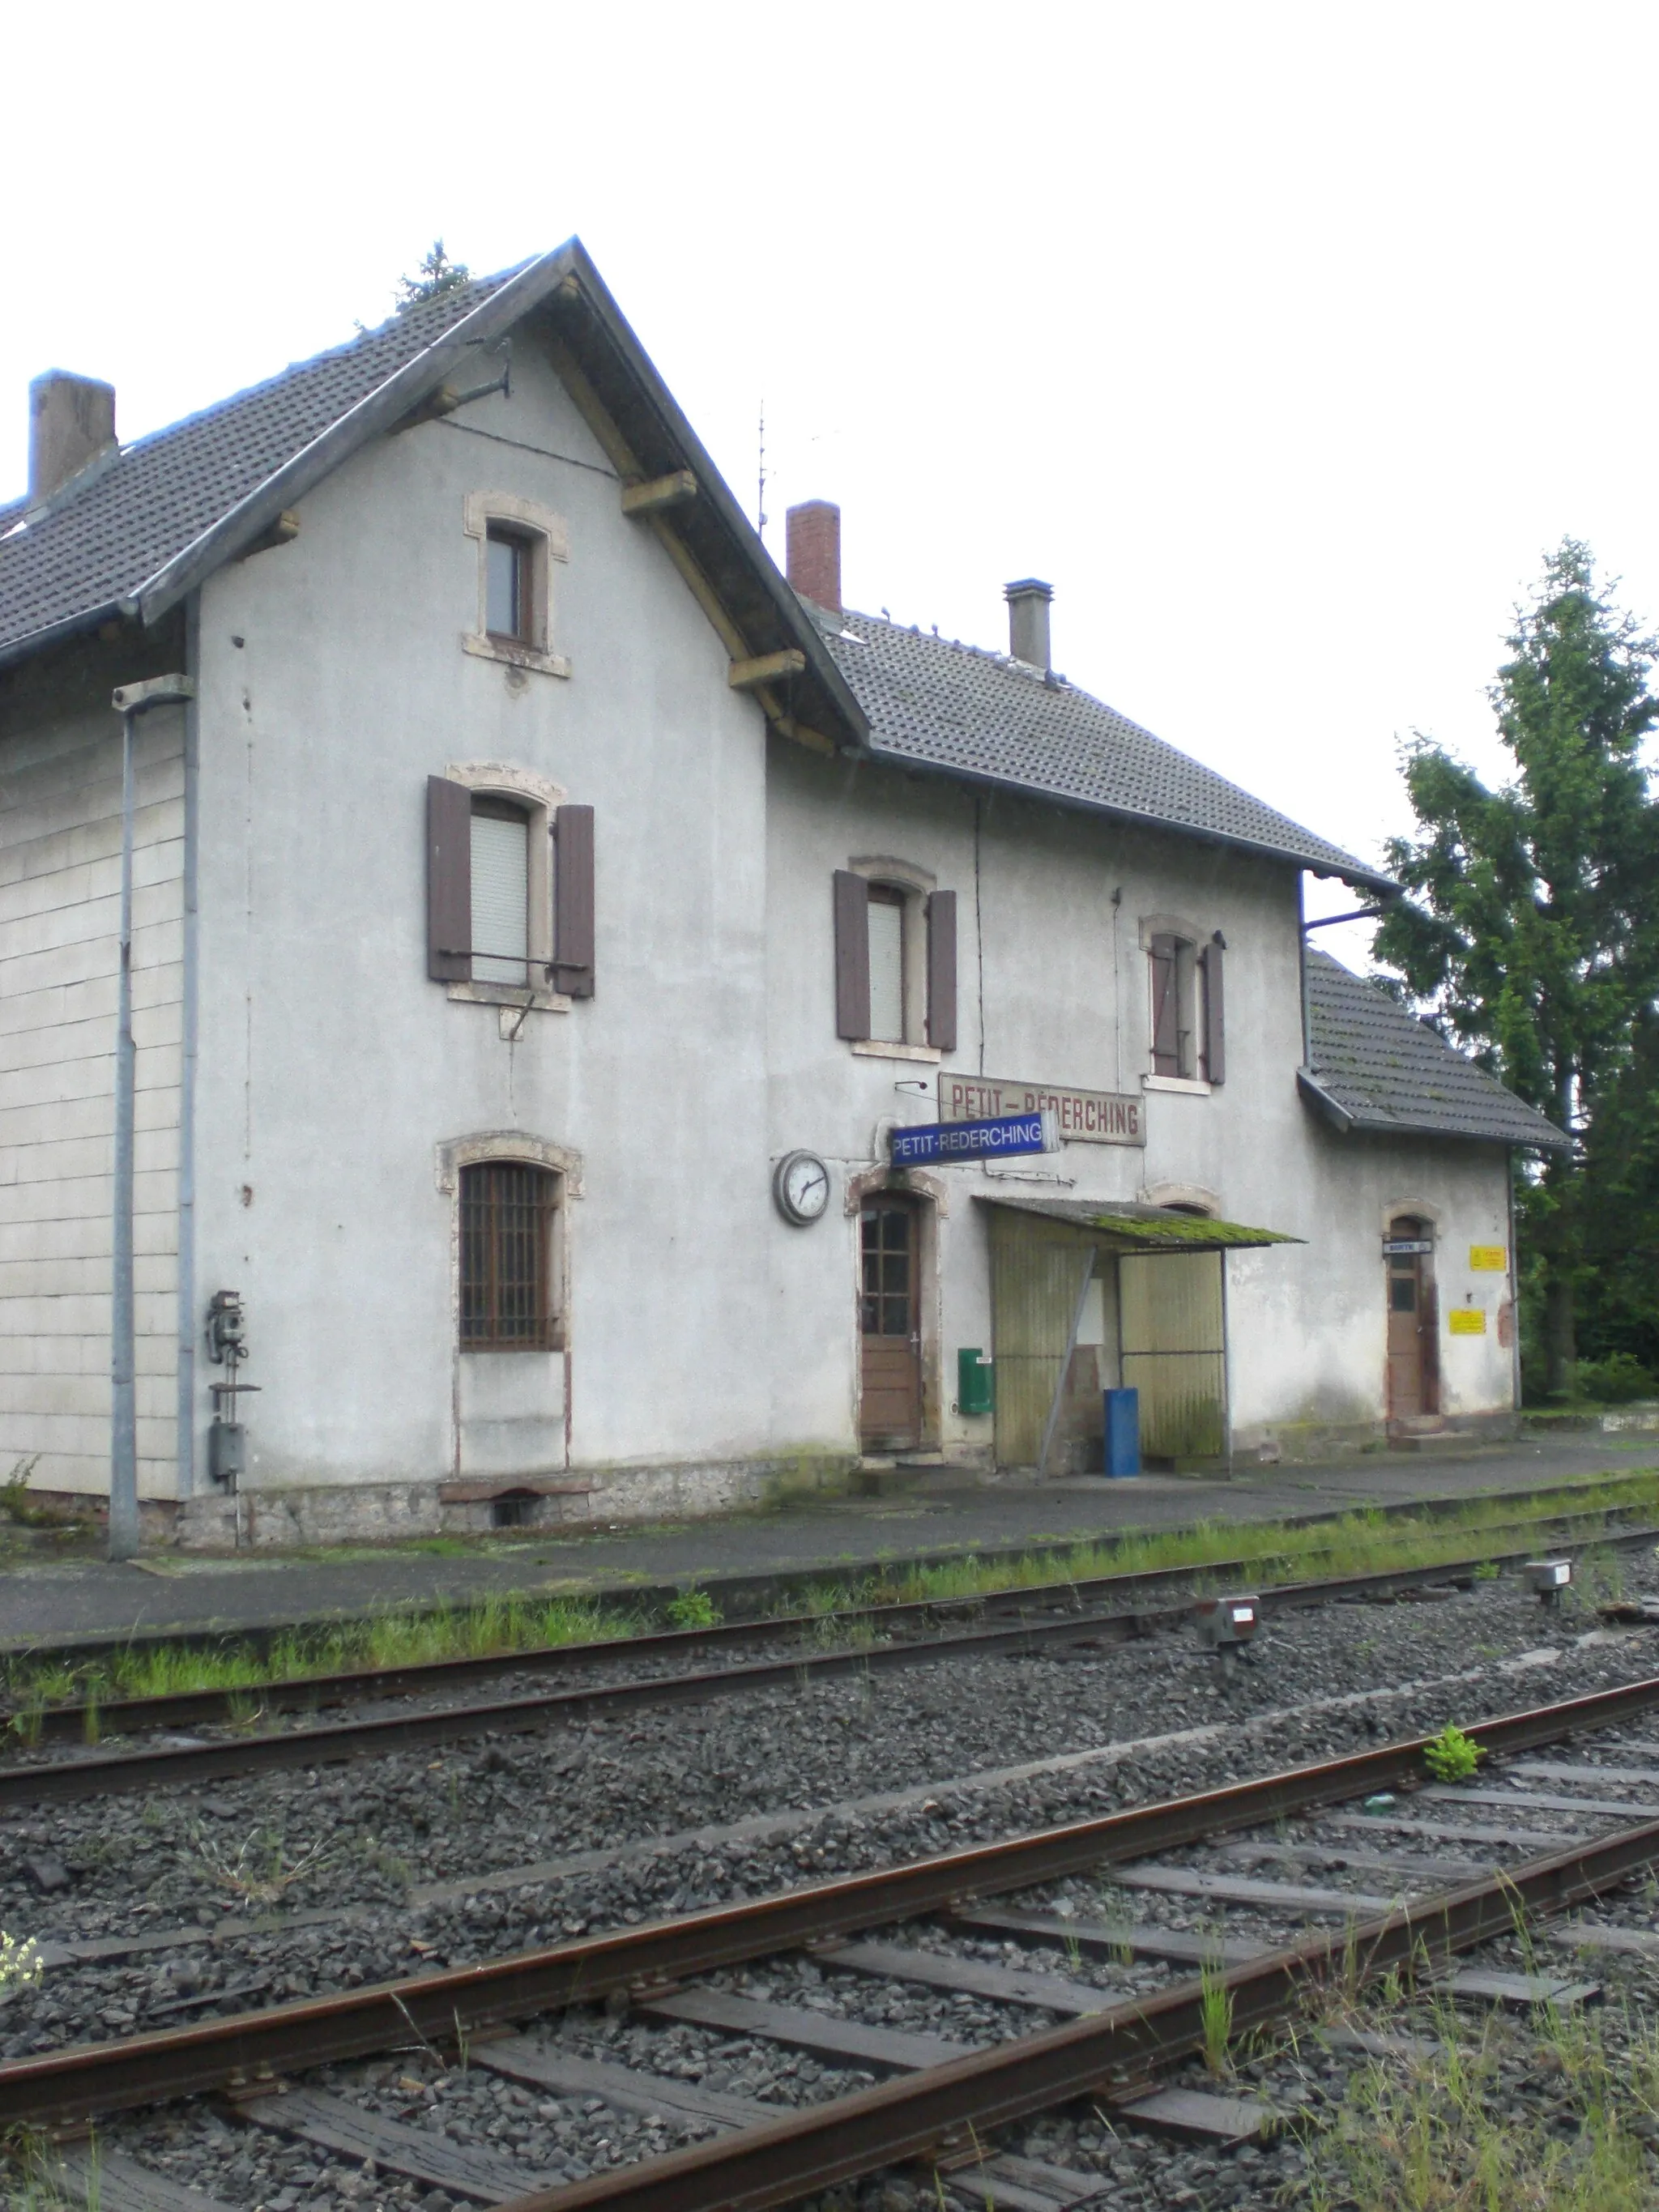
[0,601,126,678]
[176,595,202,1499]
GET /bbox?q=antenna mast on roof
[757,400,768,541]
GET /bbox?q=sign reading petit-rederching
[891,1112,1058,1166]
[938,1075,1145,1148]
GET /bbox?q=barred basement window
[459,1162,559,1349]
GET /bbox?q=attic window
[462,492,570,678]
[486,527,531,643]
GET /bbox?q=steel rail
[6,1528,1657,1810]
[11,1507,1655,1749]
[488,1809,1659,2212]
[7,1669,1659,2130]
[14,1480,1650,1682]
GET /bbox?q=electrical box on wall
[206,1288,256,1487]
[957,1348,995,1416]
[208,1420,245,1485]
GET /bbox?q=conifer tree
[395,241,471,313]
[1374,541,1659,1395]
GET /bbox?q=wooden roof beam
[729,648,806,691]
[621,469,697,517]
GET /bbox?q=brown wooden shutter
[1149,934,1179,1075]
[1201,934,1226,1085]
[427,775,471,982]
[833,870,870,1039]
[926,889,957,1052]
[553,804,595,998]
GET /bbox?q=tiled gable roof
[0,278,514,666]
[1,241,1389,897]
[825,612,1390,891]
[1301,947,1569,1151]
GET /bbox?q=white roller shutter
[471,812,529,985]
[868,897,905,1042]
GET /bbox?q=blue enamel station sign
[889,1110,1059,1166]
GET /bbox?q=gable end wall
[0,624,187,1506]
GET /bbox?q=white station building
[0,241,1567,1545]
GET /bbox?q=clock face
[774,1149,830,1225]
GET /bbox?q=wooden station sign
[938,1074,1145,1148]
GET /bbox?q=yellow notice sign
[1448,1308,1488,1336]
[1469,1245,1508,1272]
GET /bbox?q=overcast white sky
[8,2,1655,967]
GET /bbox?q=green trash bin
[957,1347,996,1416]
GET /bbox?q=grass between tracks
[1302,1984,1659,2211]
[4,1468,1658,1726]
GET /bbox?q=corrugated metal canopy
[974,1196,1301,1252]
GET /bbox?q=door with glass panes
[859,1197,922,1447]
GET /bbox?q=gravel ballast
[10,1559,1659,2210]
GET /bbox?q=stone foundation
[1235,1406,1520,1466]
[162,1451,862,1551]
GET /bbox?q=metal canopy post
[1036,1246,1096,1481]
[107,676,195,1563]
[1221,1247,1233,1477]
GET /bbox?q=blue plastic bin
[1103,1387,1141,1477]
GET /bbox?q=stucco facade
[0,245,1555,1544]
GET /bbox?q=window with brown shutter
[926,889,957,1052]
[1149,934,1183,1076]
[428,775,595,1007]
[459,1161,559,1349]
[1147,925,1222,1084]
[427,776,472,982]
[552,803,595,998]
[834,868,958,1051]
[1201,934,1226,1085]
[834,871,871,1039]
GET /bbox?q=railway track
[5,1518,1654,1814]
[13,1497,1658,1756]
[15,1671,1659,2212]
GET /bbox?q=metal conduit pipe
[176,599,202,1500]
[107,673,196,1562]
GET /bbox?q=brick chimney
[29,371,117,503]
[1004,578,1053,671]
[786,500,841,616]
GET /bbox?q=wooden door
[860,1199,921,1447]
[1386,1221,1431,1419]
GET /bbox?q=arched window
[459,1161,560,1349]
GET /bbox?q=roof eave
[867,742,1397,896]
[1297,1068,1569,1152]
[1296,1068,1357,1135]
[973,1192,1300,1252]
[132,245,586,631]
[0,599,128,678]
